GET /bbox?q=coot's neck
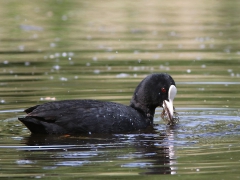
[129,98,156,124]
[129,74,160,124]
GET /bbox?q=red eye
[161,88,166,93]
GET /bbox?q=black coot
[18,73,177,134]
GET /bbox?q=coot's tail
[18,117,65,134]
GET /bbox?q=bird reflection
[21,125,178,175]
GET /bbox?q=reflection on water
[0,127,178,176]
[23,131,177,175]
[0,0,240,179]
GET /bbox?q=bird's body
[19,100,151,134]
[18,73,177,134]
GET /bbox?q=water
[0,0,240,179]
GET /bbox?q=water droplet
[18,45,25,52]
[49,54,55,59]
[60,77,68,81]
[24,62,30,66]
[16,160,35,165]
[54,53,60,57]
[3,60,9,64]
[116,73,129,78]
[53,65,60,70]
[92,57,98,61]
[62,52,67,57]
[50,42,56,48]
[68,52,74,57]
[93,69,100,74]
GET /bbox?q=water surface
[0,0,240,179]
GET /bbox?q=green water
[0,0,240,179]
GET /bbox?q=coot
[18,73,177,134]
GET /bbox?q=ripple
[121,162,153,168]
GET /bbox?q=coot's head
[130,73,177,121]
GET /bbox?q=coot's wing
[19,100,148,134]
[25,100,96,122]
[19,100,106,134]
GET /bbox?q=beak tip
[162,100,178,125]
